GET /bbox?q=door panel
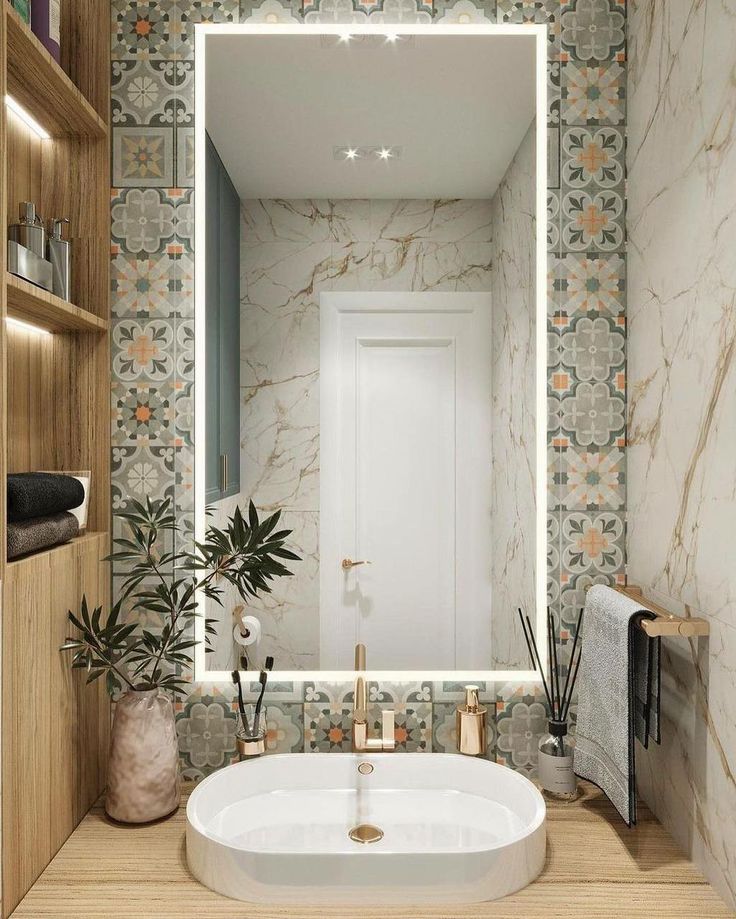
[321,292,492,671]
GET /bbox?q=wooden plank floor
[13,781,733,918]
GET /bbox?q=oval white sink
[186,753,546,904]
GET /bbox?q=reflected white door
[320,292,492,671]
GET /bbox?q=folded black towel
[7,512,80,560]
[7,472,84,523]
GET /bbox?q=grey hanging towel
[573,584,661,826]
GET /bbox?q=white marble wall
[489,124,537,670]
[627,1,736,908]
[234,198,494,669]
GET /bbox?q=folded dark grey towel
[7,472,84,522]
[7,512,80,560]
[573,584,661,826]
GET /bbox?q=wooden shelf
[4,4,107,139]
[5,273,108,333]
[6,530,107,571]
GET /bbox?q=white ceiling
[205,32,536,200]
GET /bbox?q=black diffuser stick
[549,607,562,721]
[523,611,555,715]
[560,607,584,717]
[562,641,584,722]
[518,608,536,670]
[546,609,559,719]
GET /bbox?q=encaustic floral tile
[558,314,624,384]
[304,703,353,752]
[111,59,181,127]
[558,445,625,510]
[176,691,303,779]
[496,0,560,60]
[112,0,240,62]
[111,247,194,319]
[112,0,178,60]
[111,188,182,255]
[559,0,625,64]
[432,702,496,757]
[495,685,550,779]
[551,252,626,322]
[112,127,175,187]
[112,318,176,382]
[303,680,432,705]
[112,381,183,447]
[560,510,624,578]
[111,444,177,509]
[304,702,432,752]
[371,702,432,752]
[558,379,625,449]
[561,61,626,126]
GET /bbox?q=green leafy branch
[61,497,300,696]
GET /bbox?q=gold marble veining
[627,0,736,908]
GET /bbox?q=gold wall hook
[342,558,371,570]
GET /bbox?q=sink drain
[348,824,384,844]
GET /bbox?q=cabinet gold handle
[220,453,228,492]
[342,558,371,570]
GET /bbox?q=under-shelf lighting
[5,94,50,140]
[6,316,52,336]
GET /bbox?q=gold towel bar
[613,585,710,638]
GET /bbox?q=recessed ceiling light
[338,33,352,43]
[385,33,399,43]
[333,145,403,162]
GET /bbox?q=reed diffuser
[518,606,584,801]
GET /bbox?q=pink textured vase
[105,689,181,823]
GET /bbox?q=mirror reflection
[200,30,542,673]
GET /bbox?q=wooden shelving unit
[5,5,107,139]
[5,529,106,571]
[0,3,111,915]
[6,273,108,332]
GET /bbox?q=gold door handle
[342,558,371,570]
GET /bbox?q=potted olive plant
[62,497,299,823]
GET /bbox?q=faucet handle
[381,709,396,751]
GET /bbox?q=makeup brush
[253,668,268,735]
[231,669,249,735]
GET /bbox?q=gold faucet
[352,643,395,753]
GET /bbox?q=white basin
[186,753,546,904]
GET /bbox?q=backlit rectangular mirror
[194,24,547,680]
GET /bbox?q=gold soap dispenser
[456,685,487,755]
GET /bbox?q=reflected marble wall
[490,123,536,670]
[627,0,736,907]
[234,198,494,669]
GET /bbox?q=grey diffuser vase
[105,689,180,824]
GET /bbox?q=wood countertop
[12,781,733,918]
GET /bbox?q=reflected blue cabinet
[205,133,241,503]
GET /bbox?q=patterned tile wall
[110,0,628,780]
